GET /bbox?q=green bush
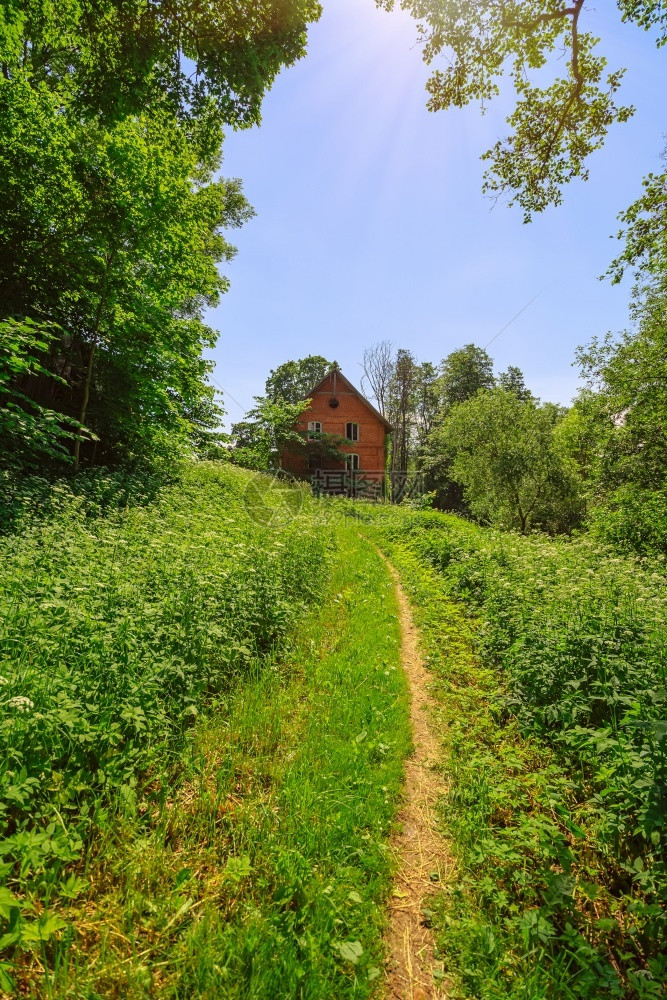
[589,484,667,555]
[0,463,328,963]
[357,503,667,996]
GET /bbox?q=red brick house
[281,368,392,493]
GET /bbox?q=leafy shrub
[0,463,329,968]
[0,318,90,472]
[589,484,667,555]
[357,503,667,996]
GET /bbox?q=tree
[230,398,311,470]
[416,345,495,508]
[0,83,253,468]
[0,0,321,129]
[232,355,348,471]
[576,280,667,493]
[0,0,321,475]
[387,349,417,472]
[434,388,581,532]
[0,318,91,471]
[437,344,495,408]
[498,365,532,401]
[379,1,664,220]
[414,362,440,443]
[608,148,667,283]
[264,356,334,404]
[361,340,395,417]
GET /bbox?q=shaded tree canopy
[0,0,322,129]
[0,86,251,468]
[379,1,665,220]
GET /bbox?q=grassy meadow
[2,463,665,999]
[0,465,410,997]
[353,502,666,999]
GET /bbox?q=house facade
[280,368,392,490]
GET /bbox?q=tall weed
[0,463,328,983]
[356,503,666,997]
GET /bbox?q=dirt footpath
[380,554,453,1000]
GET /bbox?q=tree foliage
[0,0,320,474]
[231,397,312,470]
[0,0,321,128]
[264,355,334,404]
[232,355,350,470]
[0,318,91,472]
[437,344,495,407]
[498,364,533,400]
[434,388,581,532]
[380,0,664,219]
[608,151,667,283]
[0,80,252,468]
[577,282,667,492]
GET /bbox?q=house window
[307,421,322,440]
[345,422,359,442]
[346,453,360,472]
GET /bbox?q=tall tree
[0,0,321,129]
[361,340,395,417]
[387,349,417,472]
[379,1,664,220]
[414,362,440,444]
[0,0,321,473]
[435,388,581,532]
[438,344,495,407]
[498,365,532,401]
[0,87,252,467]
[263,356,334,404]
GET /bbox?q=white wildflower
[7,696,34,712]
[0,676,7,685]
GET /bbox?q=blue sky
[206,0,665,425]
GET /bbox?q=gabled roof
[303,368,394,431]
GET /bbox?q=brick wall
[282,371,388,474]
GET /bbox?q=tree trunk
[73,341,95,472]
[73,257,113,471]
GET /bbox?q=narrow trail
[380,554,453,1000]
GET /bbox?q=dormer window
[307,421,322,440]
[345,422,359,442]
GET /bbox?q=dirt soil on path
[380,554,453,1000]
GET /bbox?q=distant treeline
[229,305,667,554]
[357,318,667,551]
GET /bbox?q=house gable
[281,367,391,475]
[302,369,393,431]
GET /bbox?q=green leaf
[336,940,363,964]
[0,962,16,993]
[0,888,19,920]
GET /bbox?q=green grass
[1,467,411,997]
[350,502,666,1000]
